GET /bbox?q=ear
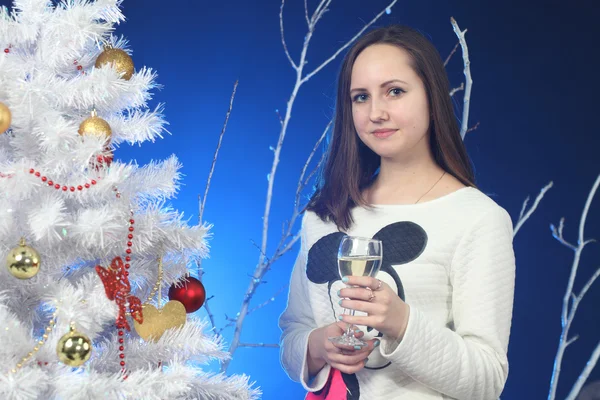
[306,232,346,284]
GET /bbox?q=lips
[372,129,397,139]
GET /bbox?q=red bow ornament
[96,256,143,331]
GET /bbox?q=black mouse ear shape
[306,232,346,284]
[373,221,427,266]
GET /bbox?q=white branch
[566,339,600,400]
[548,173,600,400]
[279,0,298,70]
[221,0,398,373]
[449,82,464,97]
[302,0,399,84]
[450,17,472,139]
[199,80,239,224]
[513,181,553,237]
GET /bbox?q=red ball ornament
[168,276,206,313]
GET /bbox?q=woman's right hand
[307,321,378,376]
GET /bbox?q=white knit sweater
[278,187,516,400]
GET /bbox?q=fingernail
[342,276,349,283]
[338,300,343,305]
[338,315,344,320]
[364,358,369,364]
[354,345,362,350]
[337,290,341,296]
[374,340,380,348]
[354,329,360,334]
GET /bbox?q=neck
[376,145,442,188]
[365,146,446,205]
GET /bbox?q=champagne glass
[329,235,382,347]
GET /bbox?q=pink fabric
[305,368,348,400]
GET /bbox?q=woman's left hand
[338,276,410,341]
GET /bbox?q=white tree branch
[548,173,600,400]
[302,0,399,84]
[444,41,460,67]
[449,82,464,97]
[450,17,472,139]
[280,0,298,70]
[199,80,239,224]
[513,181,553,237]
[221,1,398,372]
[566,339,600,400]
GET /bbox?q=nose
[369,99,389,122]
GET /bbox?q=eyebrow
[350,79,408,94]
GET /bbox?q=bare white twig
[197,80,239,332]
[465,122,480,135]
[295,121,330,209]
[450,17,472,139]
[449,82,464,97]
[280,1,298,69]
[239,343,279,348]
[304,0,310,26]
[199,80,239,224]
[513,181,554,237]
[248,285,288,315]
[302,0,399,84]
[567,339,600,400]
[548,173,600,400]
[444,41,460,67]
[220,0,398,372]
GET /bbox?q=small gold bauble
[78,109,112,140]
[0,101,11,134]
[95,46,135,80]
[133,300,186,342]
[56,326,92,367]
[6,238,41,279]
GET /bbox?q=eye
[388,87,405,97]
[352,93,368,103]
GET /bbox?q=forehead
[351,43,417,85]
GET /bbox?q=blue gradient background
[3,0,599,398]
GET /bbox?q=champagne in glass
[329,236,382,347]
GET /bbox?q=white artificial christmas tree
[0,0,259,398]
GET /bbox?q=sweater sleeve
[379,206,516,400]
[278,217,331,392]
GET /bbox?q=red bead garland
[27,168,99,192]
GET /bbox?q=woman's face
[350,44,431,162]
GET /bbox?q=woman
[279,24,515,400]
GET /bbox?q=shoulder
[454,187,514,237]
[299,210,340,251]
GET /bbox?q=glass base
[328,334,366,347]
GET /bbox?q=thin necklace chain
[415,171,446,204]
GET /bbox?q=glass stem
[345,309,356,337]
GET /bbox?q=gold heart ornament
[133,300,186,341]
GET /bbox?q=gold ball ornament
[95,46,135,80]
[78,109,112,140]
[0,101,11,134]
[133,300,187,342]
[6,238,41,279]
[56,326,92,367]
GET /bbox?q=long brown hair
[307,24,475,231]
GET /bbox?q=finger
[338,287,377,302]
[342,275,382,289]
[332,340,368,353]
[339,299,379,314]
[328,352,370,366]
[339,313,378,329]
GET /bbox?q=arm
[379,206,516,400]
[278,219,331,392]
